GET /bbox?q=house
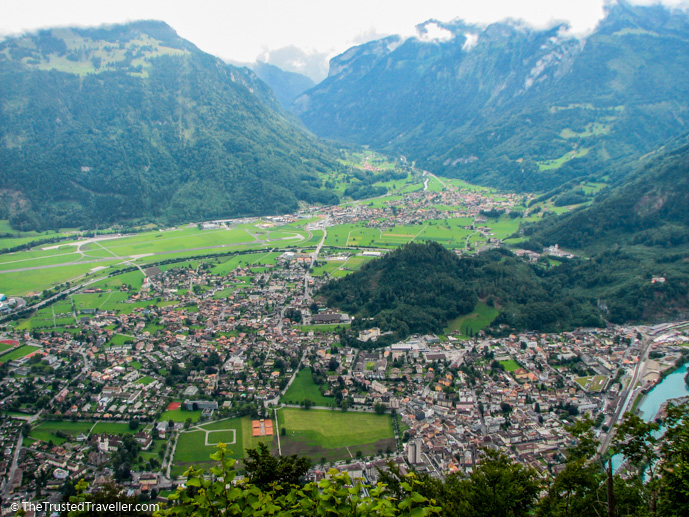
[184,400,218,411]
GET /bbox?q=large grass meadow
[29,420,142,445]
[444,302,500,337]
[277,408,395,462]
[0,222,303,297]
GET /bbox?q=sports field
[277,408,395,462]
[159,404,203,423]
[0,345,41,363]
[171,417,274,477]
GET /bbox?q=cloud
[416,21,454,42]
[462,33,479,50]
[258,45,331,83]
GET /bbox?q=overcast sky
[1,1,687,81]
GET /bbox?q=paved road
[304,219,327,301]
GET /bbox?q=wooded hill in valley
[318,241,603,342]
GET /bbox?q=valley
[2,3,689,514]
[1,150,687,504]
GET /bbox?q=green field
[277,408,395,462]
[323,217,490,250]
[0,345,41,363]
[0,219,75,250]
[280,368,335,407]
[296,323,351,333]
[312,260,346,277]
[0,221,297,296]
[29,420,140,445]
[210,251,281,276]
[560,122,611,139]
[499,359,521,372]
[537,148,590,171]
[159,405,203,423]
[0,261,120,297]
[444,303,499,337]
[108,334,134,347]
[574,377,589,388]
[171,417,273,477]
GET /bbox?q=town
[0,176,687,513]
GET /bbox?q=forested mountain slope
[0,21,339,230]
[318,242,603,340]
[523,137,689,323]
[251,61,315,109]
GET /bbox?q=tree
[467,449,541,517]
[374,402,386,415]
[66,481,149,516]
[153,444,441,516]
[537,418,604,517]
[613,413,661,515]
[243,442,311,489]
[658,402,689,516]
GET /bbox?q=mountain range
[294,2,689,193]
[250,61,315,109]
[0,21,338,230]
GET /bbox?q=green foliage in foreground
[66,444,441,517]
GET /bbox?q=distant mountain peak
[295,3,689,193]
[0,20,196,78]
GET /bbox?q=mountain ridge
[0,20,339,230]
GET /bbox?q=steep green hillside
[523,137,689,323]
[0,21,339,230]
[295,3,689,192]
[318,242,602,341]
